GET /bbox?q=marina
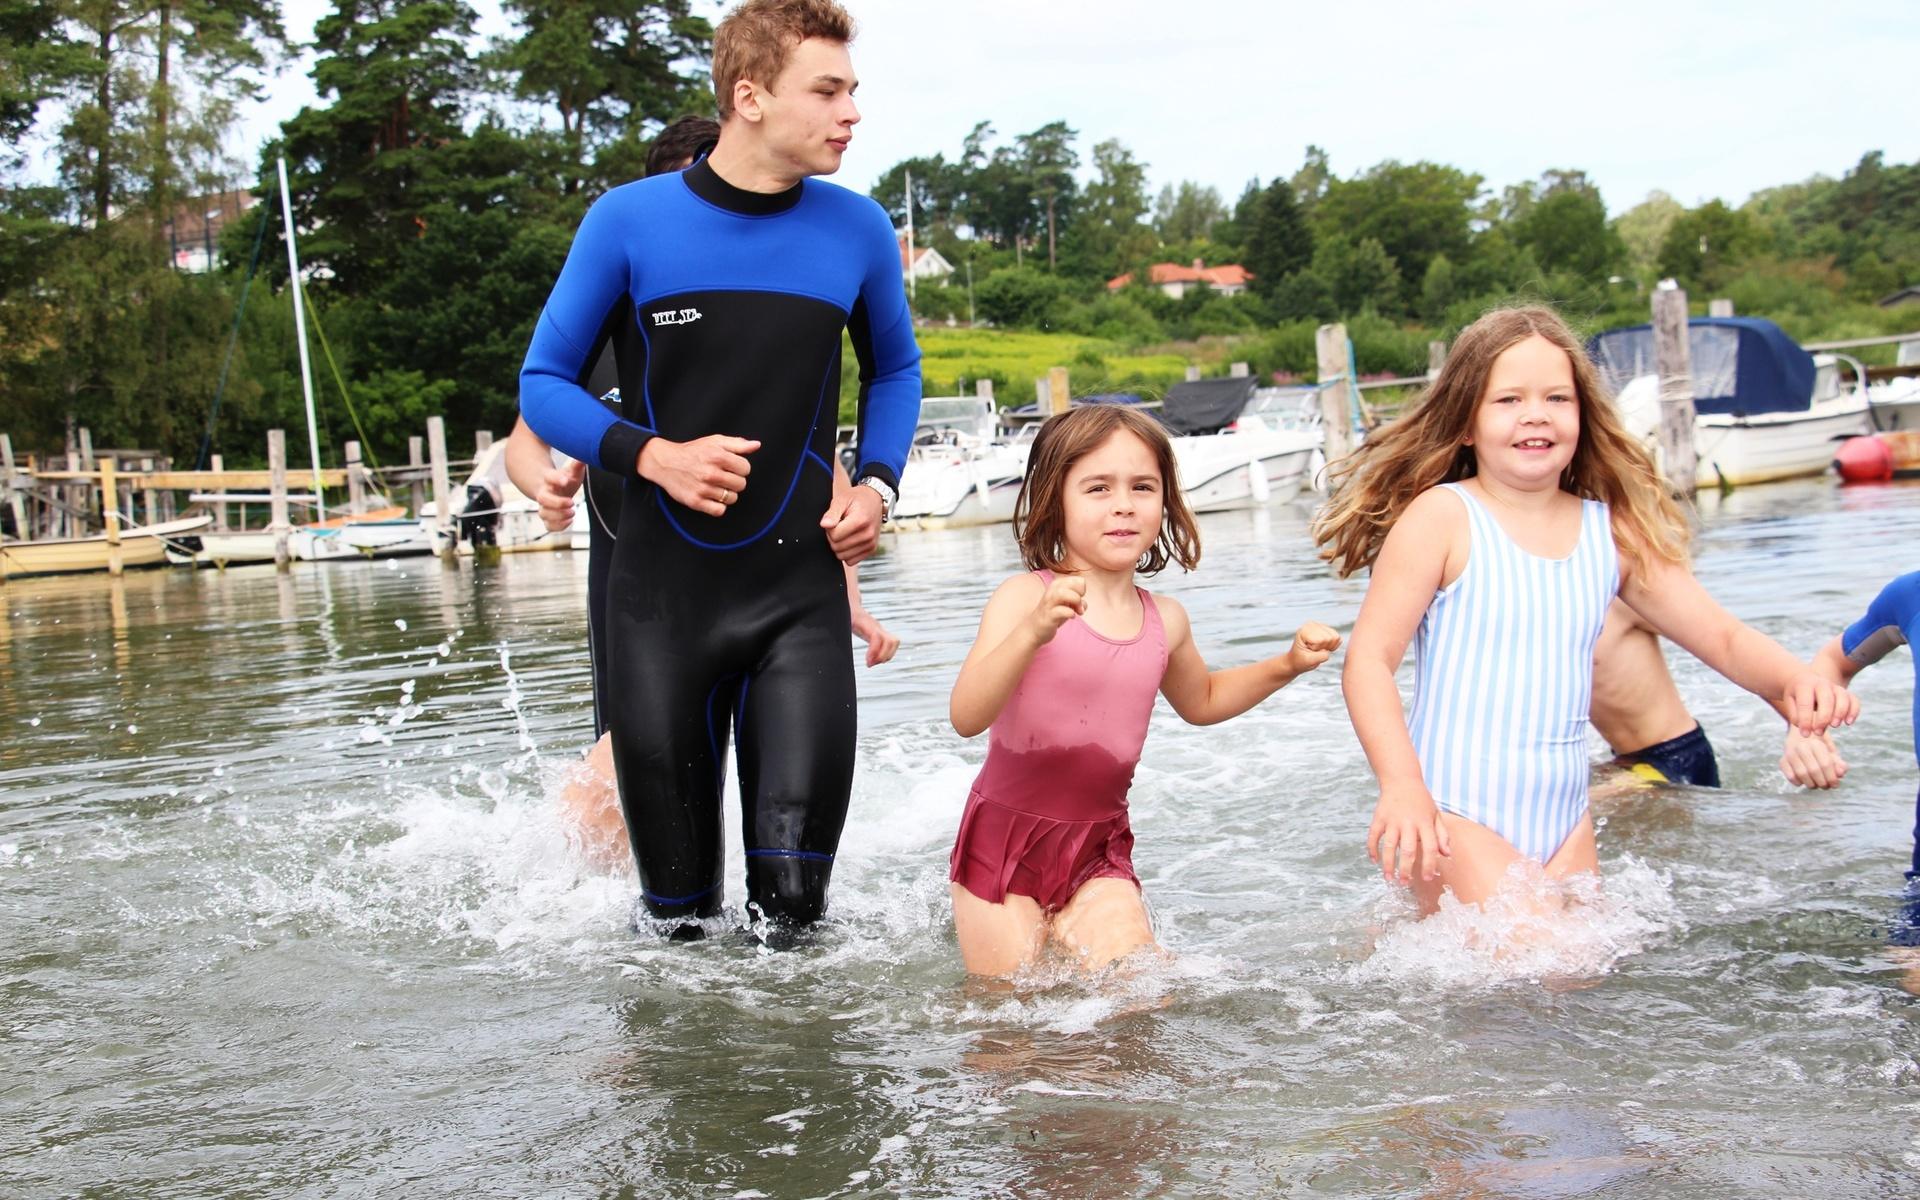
[4,476,1918,1196]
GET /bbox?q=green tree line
[2,1,1915,466]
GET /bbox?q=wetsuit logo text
[651,307,703,327]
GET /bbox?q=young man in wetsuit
[502,116,899,875]
[519,0,921,937]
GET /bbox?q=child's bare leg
[560,733,630,874]
[1542,814,1599,880]
[1050,877,1156,970]
[1411,811,1598,914]
[952,883,1047,976]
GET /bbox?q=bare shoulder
[982,571,1045,616]
[1149,591,1190,632]
[1399,484,1468,531]
[1384,485,1468,585]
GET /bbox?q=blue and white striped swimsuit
[1407,483,1620,862]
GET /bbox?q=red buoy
[1834,435,1894,483]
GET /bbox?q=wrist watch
[856,475,895,522]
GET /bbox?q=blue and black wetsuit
[1838,571,1920,942]
[521,159,921,930]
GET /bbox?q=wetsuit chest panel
[633,288,845,548]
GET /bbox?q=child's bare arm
[949,573,1083,737]
[1344,491,1458,883]
[1621,558,1858,736]
[1158,596,1340,726]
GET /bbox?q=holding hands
[1781,672,1859,738]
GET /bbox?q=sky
[236,0,1919,216]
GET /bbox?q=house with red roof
[899,236,955,285]
[1106,258,1252,299]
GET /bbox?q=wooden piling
[1229,361,1250,378]
[0,435,25,541]
[268,429,291,570]
[1046,366,1070,416]
[210,454,228,530]
[1708,298,1734,318]
[1184,364,1202,382]
[1428,340,1448,381]
[975,378,994,404]
[407,437,426,518]
[474,430,493,459]
[426,416,453,557]
[1651,285,1699,495]
[1316,324,1355,468]
[345,441,366,515]
[99,457,123,576]
[140,457,157,527]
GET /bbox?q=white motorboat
[1591,317,1873,489]
[170,505,452,566]
[887,396,1032,530]
[1162,379,1322,512]
[1869,375,1920,433]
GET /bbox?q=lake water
[3,477,1918,1197]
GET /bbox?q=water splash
[1354,856,1682,990]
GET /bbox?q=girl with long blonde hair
[1313,306,1856,913]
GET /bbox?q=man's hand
[851,608,899,667]
[534,461,587,532]
[821,484,884,565]
[638,435,759,517]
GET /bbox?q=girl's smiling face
[1059,429,1165,573]
[1467,334,1582,488]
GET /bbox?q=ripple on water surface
[3,479,1920,1197]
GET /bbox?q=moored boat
[2,515,211,580]
[1590,316,1873,489]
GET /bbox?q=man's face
[754,37,860,178]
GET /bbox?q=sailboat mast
[277,155,327,523]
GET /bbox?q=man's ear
[732,79,763,124]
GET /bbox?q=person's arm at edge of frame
[504,417,586,534]
[821,199,922,566]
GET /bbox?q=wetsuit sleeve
[519,194,655,476]
[1842,571,1920,667]
[846,202,922,493]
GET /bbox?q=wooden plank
[407,436,425,517]
[1046,366,1070,415]
[29,468,349,489]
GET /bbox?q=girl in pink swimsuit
[948,406,1342,976]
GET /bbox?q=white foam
[1354,856,1682,989]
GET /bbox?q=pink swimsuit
[950,572,1170,910]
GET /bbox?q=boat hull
[2,516,211,579]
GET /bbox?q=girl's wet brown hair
[1311,304,1691,577]
[1013,405,1202,576]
